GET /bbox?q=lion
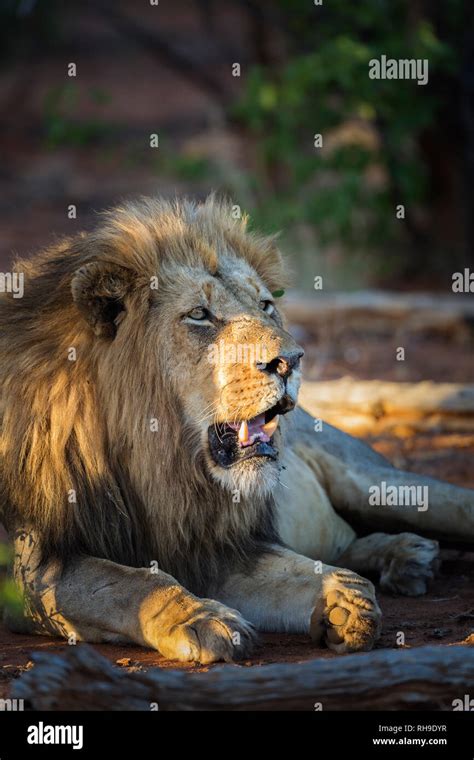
[0,196,473,664]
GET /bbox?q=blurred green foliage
[235,0,463,262]
[155,152,212,181]
[43,83,113,147]
[0,0,467,280]
[0,542,22,618]
[0,543,11,566]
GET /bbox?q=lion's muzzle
[207,392,296,468]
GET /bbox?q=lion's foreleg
[8,527,256,663]
[213,546,381,653]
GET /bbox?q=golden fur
[1,195,472,662]
[0,197,291,594]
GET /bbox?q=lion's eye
[186,307,208,322]
[260,300,274,316]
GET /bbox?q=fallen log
[12,643,474,711]
[283,291,474,338]
[299,379,474,435]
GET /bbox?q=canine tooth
[262,415,279,437]
[238,420,249,444]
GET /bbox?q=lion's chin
[207,455,281,500]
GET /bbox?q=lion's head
[70,197,303,497]
[0,197,302,587]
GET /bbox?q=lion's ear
[71,261,136,338]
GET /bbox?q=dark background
[0,0,472,288]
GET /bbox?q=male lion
[1,197,473,663]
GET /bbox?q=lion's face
[68,198,302,502]
[154,253,303,497]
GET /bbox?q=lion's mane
[0,197,287,593]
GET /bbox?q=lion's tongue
[230,414,279,448]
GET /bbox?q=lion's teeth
[238,420,249,444]
[262,415,279,437]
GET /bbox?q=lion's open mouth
[207,395,295,468]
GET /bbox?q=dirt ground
[1,549,473,697]
[1,326,473,702]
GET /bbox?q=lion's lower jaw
[210,458,281,499]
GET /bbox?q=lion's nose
[256,349,304,378]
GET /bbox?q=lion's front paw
[155,599,257,664]
[380,533,440,597]
[310,569,382,654]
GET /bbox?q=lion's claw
[156,600,257,664]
